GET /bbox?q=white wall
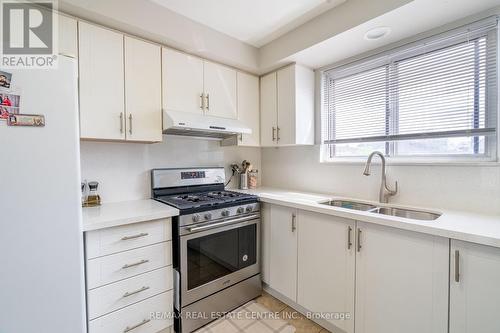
[261,145,500,215]
[80,136,261,203]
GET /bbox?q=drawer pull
[123,318,151,332]
[121,232,149,241]
[122,259,149,269]
[123,286,150,298]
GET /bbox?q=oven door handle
[188,214,259,232]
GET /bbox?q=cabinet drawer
[87,242,171,289]
[89,291,173,333]
[86,219,172,259]
[88,266,173,320]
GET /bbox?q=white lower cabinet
[268,204,298,302]
[263,204,451,333]
[450,240,500,333]
[354,221,449,333]
[297,211,355,333]
[85,218,173,333]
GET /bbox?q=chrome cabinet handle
[121,232,149,241]
[128,114,133,135]
[272,127,276,141]
[277,127,280,141]
[455,250,460,282]
[123,319,151,333]
[123,286,150,298]
[357,228,362,252]
[120,112,124,133]
[291,213,297,232]
[347,226,353,250]
[200,93,205,110]
[206,93,210,111]
[122,259,149,269]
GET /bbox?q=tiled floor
[194,292,330,333]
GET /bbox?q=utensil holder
[239,173,248,190]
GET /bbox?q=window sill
[320,157,500,167]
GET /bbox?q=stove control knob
[237,207,245,214]
[192,214,201,222]
[221,210,230,217]
[246,206,253,213]
[204,213,212,220]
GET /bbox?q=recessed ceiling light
[364,27,391,40]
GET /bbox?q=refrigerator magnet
[7,114,45,127]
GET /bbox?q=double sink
[320,200,441,221]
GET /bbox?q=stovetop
[155,190,258,211]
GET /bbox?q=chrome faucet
[363,151,398,203]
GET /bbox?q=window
[321,18,498,162]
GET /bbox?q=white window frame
[320,17,499,165]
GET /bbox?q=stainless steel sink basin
[320,199,441,221]
[371,207,441,221]
[320,200,377,211]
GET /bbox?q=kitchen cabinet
[162,48,204,115]
[203,61,237,119]
[162,48,238,119]
[450,240,500,333]
[79,22,125,140]
[354,221,449,333]
[222,71,260,146]
[260,64,314,147]
[297,211,355,333]
[79,22,162,142]
[124,36,162,142]
[268,205,298,302]
[58,14,77,58]
[260,203,271,284]
[260,72,278,146]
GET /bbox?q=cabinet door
[203,61,237,119]
[298,211,355,333]
[58,15,77,58]
[260,72,278,146]
[79,22,125,140]
[277,66,296,146]
[269,205,298,301]
[124,37,162,142]
[162,48,204,115]
[236,72,260,146]
[450,240,500,333]
[355,222,449,333]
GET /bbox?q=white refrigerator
[0,56,87,333]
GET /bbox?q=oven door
[180,214,260,306]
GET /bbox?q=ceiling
[150,0,347,47]
[286,0,500,69]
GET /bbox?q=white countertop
[82,199,179,232]
[236,187,500,248]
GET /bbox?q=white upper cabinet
[124,37,162,142]
[203,61,237,119]
[260,64,314,147]
[235,72,260,146]
[260,72,278,147]
[269,205,298,302]
[79,22,125,140]
[297,211,355,333]
[355,222,449,333]
[162,48,204,115]
[450,240,500,333]
[58,14,77,58]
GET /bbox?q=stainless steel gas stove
[151,167,262,333]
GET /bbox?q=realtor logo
[1,0,58,68]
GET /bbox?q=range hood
[163,110,252,139]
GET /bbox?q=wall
[80,136,261,203]
[261,145,500,215]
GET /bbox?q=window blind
[322,18,498,152]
